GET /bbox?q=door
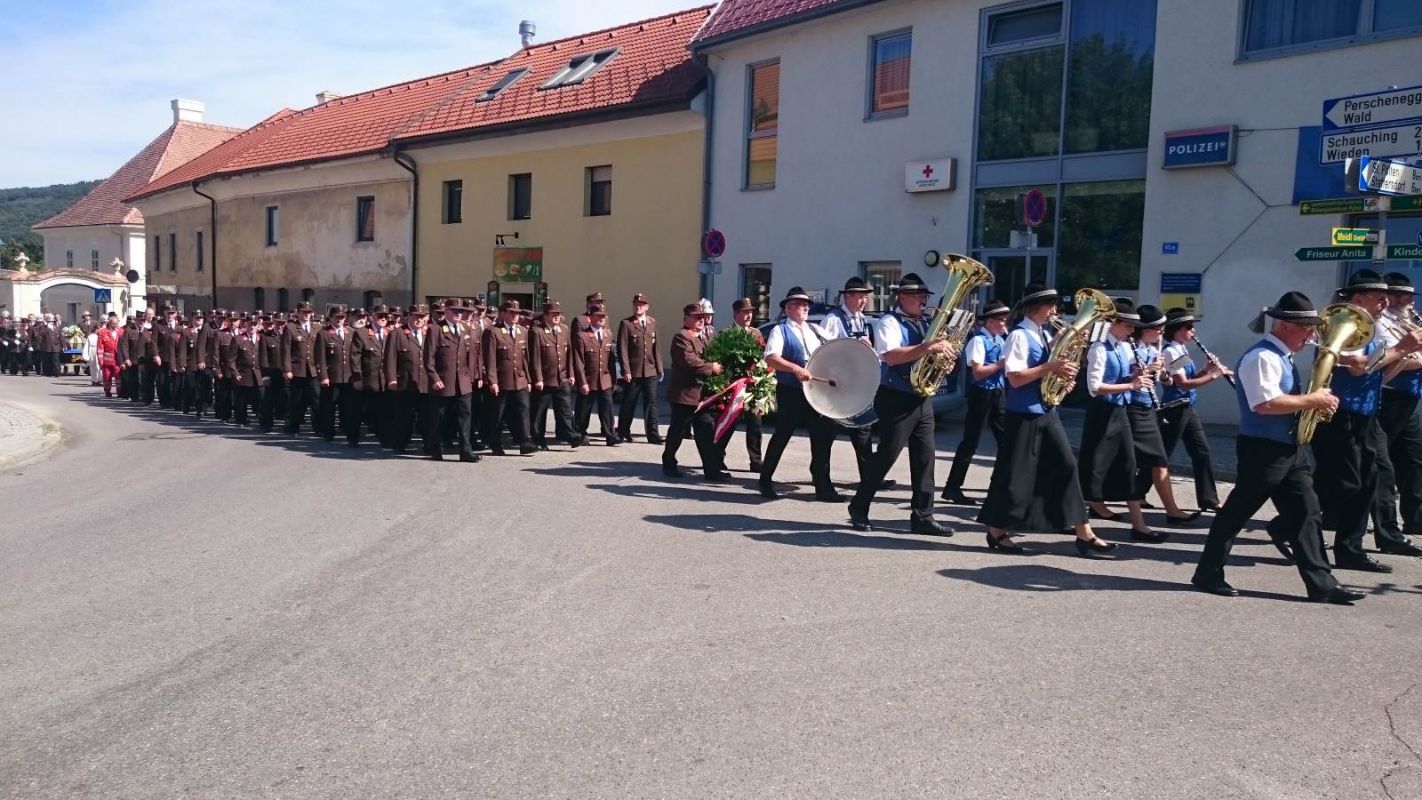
[980,252,1052,307]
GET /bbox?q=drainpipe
[693,55,715,292]
[392,146,419,304]
[191,181,218,305]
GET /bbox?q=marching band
[16,253,1422,607]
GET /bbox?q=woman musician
[1128,305,1200,527]
[977,284,1115,556]
[1158,308,1228,512]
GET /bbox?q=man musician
[758,287,839,501]
[1377,273,1422,542]
[819,276,880,488]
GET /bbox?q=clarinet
[1193,338,1238,389]
[1134,340,1160,409]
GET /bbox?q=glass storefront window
[1064,0,1156,153]
[1055,180,1145,298]
[860,262,903,313]
[976,46,1064,161]
[973,185,1058,250]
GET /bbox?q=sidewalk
[0,398,62,471]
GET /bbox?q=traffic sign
[1321,123,1422,164]
[702,228,726,259]
[1022,189,1047,226]
[1296,247,1371,261]
[1394,195,1422,212]
[1390,244,1422,260]
[1332,228,1378,246]
[93,288,112,303]
[1162,241,1180,255]
[1299,196,1386,215]
[1358,156,1422,196]
[1323,84,1422,131]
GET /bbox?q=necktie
[596,330,603,343]
[303,323,309,334]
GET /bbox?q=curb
[0,399,62,472]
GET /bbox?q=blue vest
[1097,340,1132,407]
[773,320,819,388]
[1236,338,1298,445]
[1330,338,1382,416]
[830,307,874,345]
[970,330,1005,391]
[1129,342,1160,408]
[1161,345,1197,407]
[1005,325,1049,415]
[882,312,926,396]
[1387,360,1422,398]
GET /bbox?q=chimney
[315,90,344,105]
[519,20,536,48]
[171,98,205,124]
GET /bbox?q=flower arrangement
[62,325,85,348]
[697,326,777,441]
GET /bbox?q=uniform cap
[586,292,605,303]
[295,301,312,311]
[632,293,649,304]
[408,304,429,316]
[588,303,608,317]
[543,299,563,313]
[683,302,712,316]
[329,304,348,315]
[500,299,521,312]
[731,297,754,312]
[372,304,391,316]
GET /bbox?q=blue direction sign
[93,288,112,303]
[1358,156,1422,197]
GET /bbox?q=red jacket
[97,326,121,367]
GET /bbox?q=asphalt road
[3,376,1421,799]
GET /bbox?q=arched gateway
[0,268,133,324]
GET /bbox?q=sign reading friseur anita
[1162,125,1236,169]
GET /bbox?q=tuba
[1297,303,1374,445]
[909,254,995,397]
[1040,288,1116,407]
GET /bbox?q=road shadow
[937,564,1301,602]
[643,513,956,551]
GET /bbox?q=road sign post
[93,288,112,304]
[1321,85,1422,164]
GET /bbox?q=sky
[0,0,704,188]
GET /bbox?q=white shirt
[764,319,830,360]
[872,312,930,356]
[820,307,869,339]
[1003,319,1049,374]
[1377,311,1404,349]
[1163,341,1193,381]
[1085,335,1134,397]
[964,336,987,368]
[1239,333,1292,410]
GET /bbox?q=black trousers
[944,385,1005,493]
[425,392,473,456]
[215,377,234,421]
[1379,390,1422,533]
[1195,436,1338,596]
[155,366,174,407]
[1159,404,1220,508]
[232,386,258,425]
[849,388,937,523]
[727,412,763,471]
[390,390,425,452]
[759,381,835,491]
[187,369,214,416]
[1314,410,1404,561]
[259,370,287,431]
[141,364,159,404]
[123,364,140,399]
[484,388,531,449]
[348,390,388,447]
[617,375,661,438]
[532,384,577,444]
[977,410,1089,532]
[662,402,718,470]
[285,377,319,434]
[317,383,352,439]
[42,350,59,376]
[577,388,616,441]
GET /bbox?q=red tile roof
[693,0,879,47]
[127,5,713,202]
[34,121,240,229]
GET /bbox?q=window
[978,45,1064,160]
[868,31,912,117]
[1242,0,1422,57]
[542,49,617,89]
[254,287,265,310]
[302,288,315,303]
[1064,0,1156,153]
[478,68,529,101]
[265,206,279,246]
[973,185,1058,249]
[90,249,99,269]
[277,288,290,312]
[169,233,176,271]
[442,180,463,224]
[861,262,903,314]
[363,290,381,309]
[586,166,612,216]
[740,264,773,324]
[746,61,780,188]
[153,235,160,275]
[65,250,73,268]
[195,231,204,272]
[508,173,532,220]
[356,196,375,242]
[1055,180,1145,298]
[987,2,1063,47]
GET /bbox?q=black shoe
[1334,556,1393,573]
[1075,537,1118,558]
[986,531,1028,554]
[536,442,551,451]
[569,438,582,449]
[848,512,872,532]
[940,489,977,506]
[1163,511,1203,527]
[491,448,507,457]
[1088,508,1121,522]
[662,464,686,479]
[430,452,444,461]
[815,489,847,503]
[607,438,620,447]
[1307,586,1366,605]
[1271,539,1296,563]
[646,435,665,445]
[1190,576,1239,597]
[704,470,732,483]
[1130,528,1168,543]
[910,518,955,537]
[471,441,487,452]
[460,451,482,463]
[519,444,538,455]
[616,431,633,442]
[749,462,763,474]
[1378,540,1422,557]
[758,483,780,500]
[879,479,897,489]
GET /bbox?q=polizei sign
[1163,126,1236,169]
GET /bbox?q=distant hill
[0,181,101,265]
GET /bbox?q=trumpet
[1366,306,1422,374]
[1194,337,1238,388]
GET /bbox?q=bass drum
[803,337,881,428]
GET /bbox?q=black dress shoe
[1271,538,1296,563]
[848,513,872,532]
[704,470,732,483]
[430,452,444,461]
[1190,576,1239,597]
[940,490,978,506]
[1378,540,1422,557]
[910,518,955,537]
[460,452,482,463]
[1308,586,1366,605]
[758,483,780,500]
[662,465,686,479]
[749,462,764,473]
[879,479,897,489]
[569,438,582,449]
[616,431,634,442]
[986,531,1028,553]
[1088,508,1121,522]
[815,489,847,503]
[491,448,507,457]
[607,438,620,447]
[1130,528,1168,543]
[519,443,538,455]
[646,435,665,445]
[536,442,551,451]
[1334,556,1393,573]
[1075,537,1118,558]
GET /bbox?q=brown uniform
[423,318,479,458]
[529,320,576,447]
[348,324,389,447]
[227,331,262,425]
[482,322,532,453]
[572,326,617,443]
[258,327,286,431]
[154,322,185,408]
[384,324,429,452]
[616,314,662,441]
[281,319,320,433]
[662,327,720,474]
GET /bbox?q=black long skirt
[978,410,1088,532]
[1078,400,1137,502]
[1128,404,1169,499]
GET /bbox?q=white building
[694,0,1422,421]
[29,99,239,319]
